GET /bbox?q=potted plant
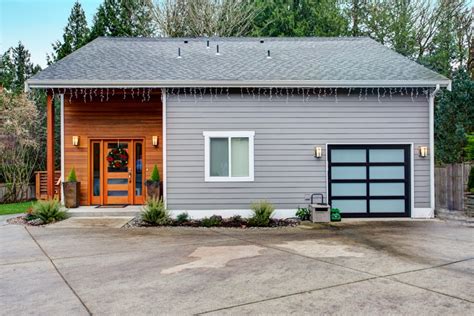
[146,165,161,200]
[63,167,80,208]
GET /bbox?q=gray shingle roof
[28,37,450,89]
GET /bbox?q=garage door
[328,145,411,217]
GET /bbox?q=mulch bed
[124,216,300,229]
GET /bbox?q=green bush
[464,135,474,161]
[149,165,160,182]
[296,207,310,221]
[201,215,222,227]
[249,200,275,227]
[468,167,474,193]
[32,199,68,224]
[176,212,190,224]
[67,167,78,182]
[141,197,170,225]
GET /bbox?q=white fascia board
[26,79,452,89]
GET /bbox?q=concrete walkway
[1,221,472,315]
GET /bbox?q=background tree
[48,1,90,63]
[0,42,41,94]
[89,0,156,39]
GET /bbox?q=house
[26,37,451,218]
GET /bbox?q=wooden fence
[435,163,472,211]
[35,171,61,200]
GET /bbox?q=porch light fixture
[72,136,80,147]
[419,146,428,158]
[314,146,322,158]
[152,136,159,147]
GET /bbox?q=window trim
[203,131,255,182]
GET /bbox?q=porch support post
[46,92,55,199]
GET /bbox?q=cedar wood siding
[64,94,163,205]
[166,92,430,210]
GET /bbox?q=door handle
[128,171,132,183]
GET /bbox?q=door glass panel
[210,138,229,176]
[93,143,100,196]
[332,200,367,213]
[331,166,366,179]
[107,178,128,185]
[369,166,404,179]
[231,137,249,177]
[370,199,405,213]
[108,190,128,196]
[331,149,366,163]
[370,183,405,196]
[369,149,404,162]
[107,143,129,172]
[332,183,366,196]
[135,142,143,196]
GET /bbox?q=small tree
[149,164,160,182]
[67,167,78,182]
[0,91,43,202]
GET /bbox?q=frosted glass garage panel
[331,167,366,180]
[369,149,405,162]
[331,183,366,196]
[369,166,405,179]
[332,200,367,213]
[370,183,405,196]
[370,200,405,213]
[331,149,366,163]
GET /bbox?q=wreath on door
[107,147,129,169]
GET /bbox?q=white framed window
[203,131,255,182]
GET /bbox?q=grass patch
[0,201,35,215]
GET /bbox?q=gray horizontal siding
[166,93,430,210]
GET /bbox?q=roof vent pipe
[260,40,264,43]
[206,40,210,49]
[177,47,182,59]
[267,50,271,59]
[216,44,220,55]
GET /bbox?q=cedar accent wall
[64,93,163,205]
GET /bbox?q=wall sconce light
[314,146,322,158]
[419,146,428,158]
[72,136,80,147]
[152,136,159,147]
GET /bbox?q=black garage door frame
[328,144,411,218]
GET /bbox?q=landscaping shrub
[141,197,171,225]
[468,167,474,193]
[67,167,78,182]
[150,165,160,182]
[249,200,275,227]
[296,207,310,221]
[201,215,223,227]
[32,199,68,224]
[176,212,190,224]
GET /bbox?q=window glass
[370,166,405,179]
[369,149,404,163]
[93,143,100,196]
[331,166,366,179]
[370,199,405,213]
[135,142,143,196]
[332,200,367,213]
[210,138,229,177]
[231,138,249,177]
[331,183,366,196]
[331,149,366,163]
[370,183,404,196]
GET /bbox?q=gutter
[26,79,452,90]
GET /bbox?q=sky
[1,0,474,68]
[1,0,102,68]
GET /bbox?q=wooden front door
[90,139,145,205]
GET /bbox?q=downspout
[429,84,440,215]
[162,89,167,208]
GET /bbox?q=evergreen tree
[49,1,90,63]
[89,0,155,40]
[0,42,41,94]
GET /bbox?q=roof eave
[26,79,452,90]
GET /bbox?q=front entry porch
[43,89,163,206]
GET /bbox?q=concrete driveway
[1,221,473,315]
